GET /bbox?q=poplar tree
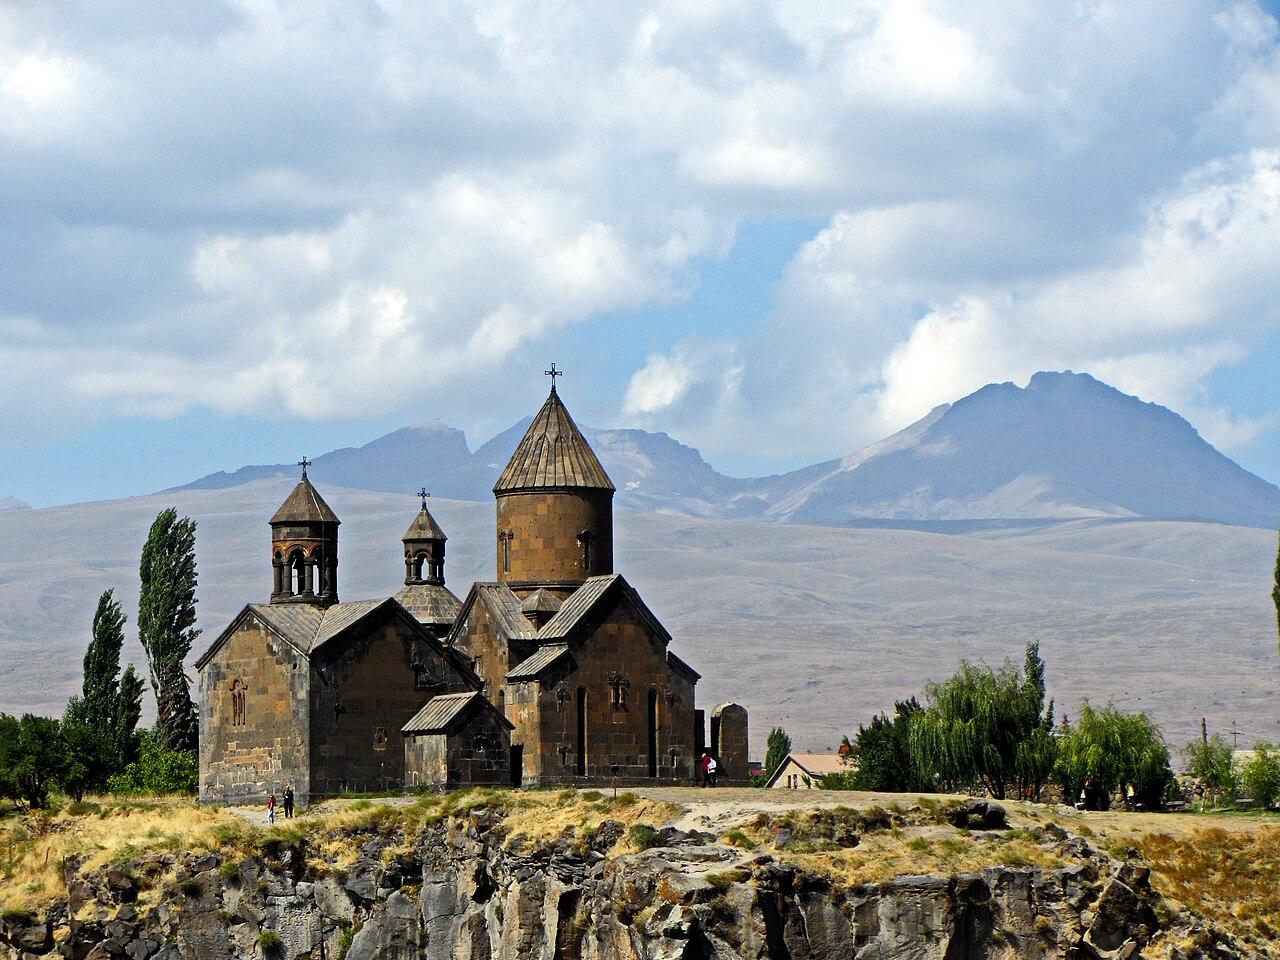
[1272,527,1279,647]
[63,589,144,776]
[138,509,200,753]
[765,727,792,776]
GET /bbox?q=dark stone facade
[197,602,478,805]
[198,383,747,800]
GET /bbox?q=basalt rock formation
[0,813,1245,960]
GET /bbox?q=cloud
[752,148,1280,458]
[622,340,743,417]
[1,0,1279,476]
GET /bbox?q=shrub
[107,731,197,796]
[721,829,755,849]
[627,824,662,850]
[180,878,202,897]
[1238,743,1280,809]
[257,931,284,954]
[1184,735,1238,806]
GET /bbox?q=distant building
[764,752,852,789]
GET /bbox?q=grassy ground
[2,788,1279,953]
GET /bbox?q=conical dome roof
[270,475,340,525]
[494,388,615,493]
[403,503,446,541]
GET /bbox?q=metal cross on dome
[418,486,430,507]
[298,457,312,478]
[545,363,562,389]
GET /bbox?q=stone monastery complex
[196,380,748,804]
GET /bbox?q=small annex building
[764,753,852,790]
[402,691,514,790]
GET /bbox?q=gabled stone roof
[395,582,463,627]
[270,476,340,525]
[506,644,572,680]
[197,596,483,682]
[403,503,446,541]
[400,691,513,734]
[493,388,615,493]
[476,584,540,641]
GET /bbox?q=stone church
[197,377,746,804]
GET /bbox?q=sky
[2,0,1280,507]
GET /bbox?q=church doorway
[509,745,523,787]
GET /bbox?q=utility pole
[1202,717,1208,746]
[1230,721,1239,750]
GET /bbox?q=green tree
[107,731,199,795]
[909,644,1055,799]
[64,590,144,780]
[851,698,927,792]
[765,727,792,776]
[56,721,113,802]
[1273,527,1279,648]
[1239,742,1280,809]
[1054,703,1172,810]
[1185,734,1238,808]
[138,509,200,754]
[0,714,65,808]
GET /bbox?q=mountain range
[1,370,1278,753]
[176,371,1280,529]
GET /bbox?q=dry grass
[0,798,237,913]
[1137,826,1280,955]
[499,789,679,850]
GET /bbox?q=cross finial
[545,362,562,392]
[298,457,312,478]
[418,486,430,507]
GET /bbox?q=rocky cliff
[0,806,1248,960]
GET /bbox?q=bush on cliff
[107,731,198,796]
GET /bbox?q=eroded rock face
[0,817,1244,960]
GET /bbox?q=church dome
[494,386,614,494]
[270,474,340,525]
[403,503,446,542]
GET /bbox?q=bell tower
[403,488,447,587]
[269,458,340,607]
[493,366,615,593]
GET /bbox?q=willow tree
[138,509,200,753]
[909,643,1056,800]
[1055,703,1172,810]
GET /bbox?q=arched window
[289,550,306,595]
[229,678,246,726]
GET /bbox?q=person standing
[283,786,294,819]
[267,792,277,825]
[699,752,711,787]
[706,754,718,788]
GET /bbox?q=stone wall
[711,702,749,782]
[403,734,448,789]
[509,597,696,786]
[495,489,613,585]
[198,616,309,805]
[308,611,474,797]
